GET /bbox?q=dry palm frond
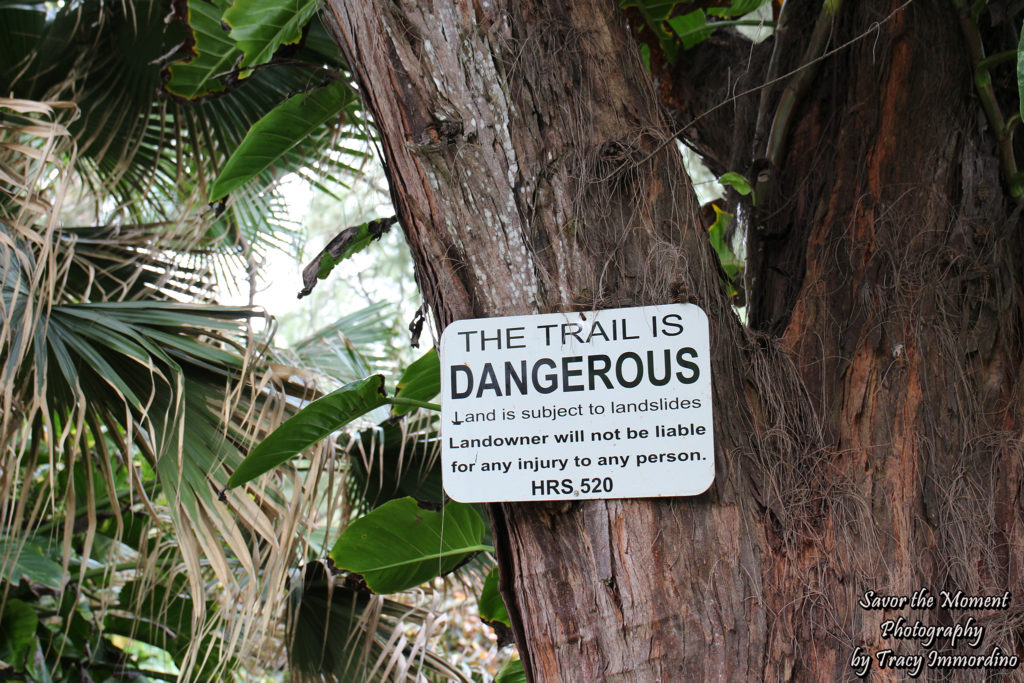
[1,96,78,512]
[0,97,339,680]
[1,4,462,679]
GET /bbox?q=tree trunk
[325,1,1024,680]
[745,3,1024,680]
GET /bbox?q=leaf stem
[976,48,1017,72]
[385,397,442,412]
[959,11,1023,203]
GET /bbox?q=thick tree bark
[747,3,1024,680]
[325,1,1024,680]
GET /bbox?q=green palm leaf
[285,302,397,385]
[346,414,445,510]
[1,1,363,255]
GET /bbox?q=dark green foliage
[328,498,491,594]
[347,417,446,508]
[287,560,472,682]
[287,562,377,681]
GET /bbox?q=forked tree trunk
[325,1,1024,680]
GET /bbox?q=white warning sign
[439,303,714,502]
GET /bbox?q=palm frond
[1,1,366,260]
[1,94,328,678]
[1,96,78,464]
[1,4,473,680]
[346,412,444,514]
[286,560,473,683]
[283,302,399,387]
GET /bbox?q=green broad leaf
[718,171,752,195]
[391,349,441,417]
[329,497,491,594]
[227,375,388,488]
[297,216,397,298]
[165,0,241,100]
[0,599,39,670]
[209,80,355,201]
[1018,21,1024,123]
[223,0,321,72]
[667,9,712,49]
[495,657,527,683]
[478,566,510,627]
[0,539,65,591]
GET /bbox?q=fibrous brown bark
[326,0,1024,680]
[749,3,1024,680]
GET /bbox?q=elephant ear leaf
[226,375,388,488]
[209,80,356,202]
[297,217,397,299]
[329,497,491,594]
